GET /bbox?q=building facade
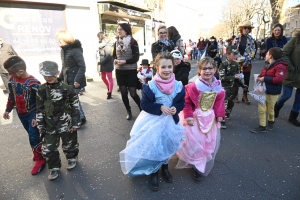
[0,0,100,79]
[0,0,204,83]
[283,3,300,36]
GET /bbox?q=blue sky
[287,0,300,6]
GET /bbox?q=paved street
[0,59,299,200]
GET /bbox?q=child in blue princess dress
[119,52,186,192]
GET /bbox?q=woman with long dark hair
[167,26,185,56]
[266,23,287,52]
[113,22,141,120]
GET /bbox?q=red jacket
[258,59,288,94]
[197,41,206,50]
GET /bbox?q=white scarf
[116,35,132,53]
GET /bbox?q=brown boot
[234,97,239,103]
[242,93,250,105]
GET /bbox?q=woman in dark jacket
[167,26,185,56]
[56,29,87,125]
[171,50,190,85]
[97,32,114,99]
[113,22,141,120]
[266,23,287,52]
[151,25,175,74]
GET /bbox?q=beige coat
[0,43,18,73]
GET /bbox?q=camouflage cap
[39,61,59,76]
[226,45,239,54]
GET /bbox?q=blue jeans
[190,50,194,60]
[193,49,197,60]
[277,86,300,113]
[198,50,205,61]
[18,111,41,148]
[197,50,201,61]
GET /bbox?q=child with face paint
[176,57,225,181]
[119,52,186,191]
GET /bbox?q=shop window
[0,2,66,55]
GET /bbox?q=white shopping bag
[248,81,266,105]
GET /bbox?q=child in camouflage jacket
[36,61,81,180]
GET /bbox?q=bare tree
[238,0,267,21]
[253,0,272,39]
[219,0,278,40]
[221,0,243,36]
[270,0,287,27]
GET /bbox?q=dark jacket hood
[62,39,83,51]
[208,44,217,57]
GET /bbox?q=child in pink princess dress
[176,57,225,181]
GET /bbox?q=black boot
[107,92,112,99]
[193,167,202,181]
[274,102,283,118]
[149,171,159,191]
[126,107,132,120]
[288,111,300,127]
[161,164,173,183]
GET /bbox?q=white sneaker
[67,157,77,170]
[48,169,59,180]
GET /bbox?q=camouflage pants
[224,86,239,115]
[42,131,79,169]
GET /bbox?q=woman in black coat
[56,29,87,125]
[151,25,175,74]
